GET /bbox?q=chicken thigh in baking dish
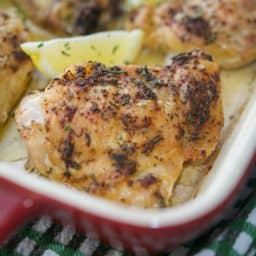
[13,0,123,35]
[16,49,223,208]
[127,0,256,69]
[0,9,33,128]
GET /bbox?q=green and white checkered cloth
[1,164,256,256]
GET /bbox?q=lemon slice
[21,30,144,78]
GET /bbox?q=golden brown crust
[0,9,33,127]
[127,0,256,68]
[13,0,123,35]
[16,49,223,208]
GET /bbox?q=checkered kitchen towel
[1,164,256,256]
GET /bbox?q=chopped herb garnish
[185,113,195,124]
[119,94,131,106]
[141,66,148,76]
[61,50,70,57]
[90,45,96,51]
[118,134,125,143]
[16,8,26,21]
[154,78,162,87]
[64,42,71,50]
[137,66,154,81]
[193,10,203,18]
[110,101,119,107]
[112,45,119,55]
[64,124,72,131]
[37,42,44,48]
[124,60,130,65]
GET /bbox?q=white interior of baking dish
[0,66,256,228]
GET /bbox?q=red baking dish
[0,84,256,254]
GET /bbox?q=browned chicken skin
[14,0,123,35]
[127,0,256,68]
[0,9,33,128]
[16,50,223,208]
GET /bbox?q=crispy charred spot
[136,66,154,81]
[201,149,206,157]
[63,170,71,178]
[64,105,77,122]
[142,135,164,155]
[139,174,158,188]
[85,132,91,147]
[120,142,136,154]
[142,116,152,128]
[168,82,179,97]
[120,114,137,130]
[110,153,137,175]
[181,15,212,42]
[75,77,87,87]
[170,50,213,66]
[185,79,218,127]
[153,77,164,87]
[167,6,176,17]
[74,63,124,85]
[13,50,29,62]
[120,94,131,106]
[63,70,74,81]
[101,89,109,97]
[113,93,131,106]
[136,85,157,101]
[175,126,185,140]
[51,77,67,87]
[84,63,117,84]
[171,53,191,66]
[60,135,73,163]
[90,101,100,113]
[9,35,20,48]
[75,66,86,77]
[104,66,126,74]
[59,134,80,170]
[75,2,102,35]
[101,105,117,120]
[136,66,164,87]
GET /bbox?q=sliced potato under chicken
[0,9,33,128]
[14,0,123,35]
[127,0,256,69]
[16,50,223,208]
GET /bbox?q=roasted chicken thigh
[14,0,122,35]
[0,9,32,128]
[16,50,223,208]
[127,0,256,68]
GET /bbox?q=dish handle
[0,180,40,244]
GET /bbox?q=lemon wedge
[124,0,164,9]
[21,30,144,78]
